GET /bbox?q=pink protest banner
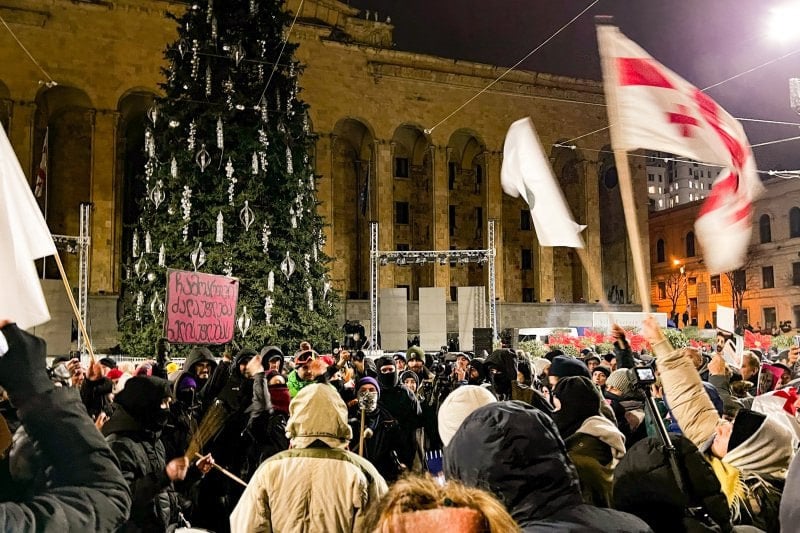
[165,269,239,345]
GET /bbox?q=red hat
[106,368,124,380]
[319,355,335,367]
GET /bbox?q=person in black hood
[172,346,217,409]
[375,356,423,472]
[467,358,487,385]
[103,376,213,532]
[260,345,284,375]
[484,349,517,400]
[443,401,651,532]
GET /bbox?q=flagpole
[596,20,652,312]
[574,244,611,313]
[52,250,96,362]
[40,128,48,280]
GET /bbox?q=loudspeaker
[473,328,493,357]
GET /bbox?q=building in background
[649,177,800,332]
[0,0,645,350]
[646,151,721,212]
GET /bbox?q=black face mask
[378,371,398,390]
[490,371,511,397]
[145,408,170,432]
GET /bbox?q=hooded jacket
[172,346,217,399]
[103,377,179,533]
[650,337,795,530]
[443,401,651,532]
[230,384,388,532]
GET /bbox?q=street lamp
[673,259,690,326]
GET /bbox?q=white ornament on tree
[216,116,224,149]
[307,284,314,311]
[171,157,178,178]
[158,243,166,267]
[264,296,273,325]
[144,231,152,254]
[188,120,197,151]
[262,224,271,253]
[267,270,275,292]
[252,152,259,174]
[145,129,155,158]
[216,212,224,243]
[196,144,211,172]
[240,200,255,231]
[150,292,164,321]
[205,66,212,97]
[237,306,252,337]
[286,146,293,174]
[190,242,206,271]
[149,181,165,209]
[280,252,295,280]
[132,230,140,258]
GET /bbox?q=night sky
[349,0,800,171]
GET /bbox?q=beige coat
[230,384,388,532]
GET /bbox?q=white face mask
[358,390,378,412]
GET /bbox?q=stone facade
[1,0,649,349]
[649,177,800,331]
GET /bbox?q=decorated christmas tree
[120,0,338,356]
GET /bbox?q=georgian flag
[501,117,586,248]
[0,124,57,328]
[597,23,763,274]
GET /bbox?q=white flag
[501,117,586,248]
[0,124,57,329]
[597,23,763,274]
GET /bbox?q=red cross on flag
[597,23,763,274]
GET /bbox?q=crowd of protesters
[2,317,800,532]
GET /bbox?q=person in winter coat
[230,383,388,532]
[103,375,213,532]
[172,346,217,410]
[552,376,626,507]
[0,321,131,532]
[443,401,652,532]
[643,316,796,532]
[287,349,318,398]
[348,377,405,482]
[374,356,423,471]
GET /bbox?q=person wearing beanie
[231,384,388,532]
[548,355,590,387]
[592,366,610,390]
[602,369,647,447]
[552,376,626,507]
[347,376,406,482]
[584,354,601,373]
[643,317,796,531]
[466,359,487,386]
[544,349,564,362]
[287,350,318,398]
[399,370,420,393]
[104,376,214,531]
[605,369,632,398]
[393,352,407,372]
[260,346,284,374]
[374,356,423,474]
[437,385,497,446]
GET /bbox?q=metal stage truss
[369,219,498,350]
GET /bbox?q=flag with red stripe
[597,24,762,274]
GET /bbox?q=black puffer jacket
[103,377,180,532]
[443,401,652,532]
[0,388,131,532]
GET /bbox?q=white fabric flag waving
[501,117,586,248]
[597,23,762,274]
[0,124,57,328]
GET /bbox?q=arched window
[759,214,771,244]
[686,231,696,257]
[791,207,800,238]
[656,239,665,263]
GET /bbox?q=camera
[628,364,657,388]
[793,335,800,348]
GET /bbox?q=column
[315,133,335,258]
[583,159,603,302]
[7,100,36,178]
[431,144,450,293]
[89,109,119,293]
[484,150,505,301]
[374,139,394,288]
[536,243,555,302]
